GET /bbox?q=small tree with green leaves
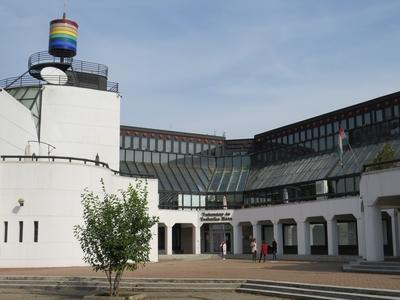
[74,179,159,296]
[370,143,396,171]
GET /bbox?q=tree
[74,179,159,296]
[370,143,396,171]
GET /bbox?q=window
[313,127,319,138]
[356,115,363,127]
[173,141,179,153]
[288,134,293,144]
[294,132,299,143]
[364,112,371,125]
[3,221,8,243]
[326,135,334,150]
[124,136,131,148]
[196,143,202,154]
[326,123,332,135]
[34,221,39,243]
[19,221,23,243]
[157,139,164,152]
[188,142,194,154]
[165,140,172,152]
[385,107,392,120]
[149,138,156,151]
[348,117,355,129]
[306,129,312,140]
[141,137,148,150]
[133,137,140,149]
[319,125,325,137]
[319,137,326,151]
[300,131,306,142]
[375,109,383,123]
[181,141,187,154]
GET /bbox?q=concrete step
[237,287,350,300]
[343,260,400,275]
[240,283,400,300]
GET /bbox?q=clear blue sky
[1,1,400,138]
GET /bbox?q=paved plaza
[0,258,399,291]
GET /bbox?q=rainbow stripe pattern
[48,18,78,58]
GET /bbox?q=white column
[166,224,173,255]
[364,205,384,261]
[273,222,283,255]
[233,223,243,254]
[193,225,201,254]
[297,220,310,255]
[327,219,338,256]
[356,217,366,258]
[389,209,400,257]
[251,221,261,244]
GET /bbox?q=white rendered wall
[39,85,120,170]
[0,160,158,267]
[0,90,38,155]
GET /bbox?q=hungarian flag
[338,127,346,167]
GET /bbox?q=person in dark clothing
[272,239,277,260]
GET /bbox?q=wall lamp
[18,198,25,207]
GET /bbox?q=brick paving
[0,258,399,290]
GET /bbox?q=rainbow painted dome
[48,18,78,58]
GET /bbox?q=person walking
[250,238,257,262]
[272,238,277,261]
[222,240,227,260]
[259,240,268,262]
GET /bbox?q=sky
[1,1,400,139]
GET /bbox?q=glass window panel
[345,177,355,192]
[283,225,297,246]
[124,136,131,148]
[340,119,347,130]
[300,131,306,142]
[188,142,194,154]
[149,138,156,151]
[319,125,325,136]
[126,150,134,161]
[312,139,318,152]
[141,137,148,150]
[385,107,392,120]
[134,150,143,162]
[288,134,293,144]
[157,139,164,152]
[173,140,179,153]
[306,129,312,140]
[168,153,177,164]
[356,115,363,127]
[119,135,123,148]
[333,121,339,133]
[282,136,288,144]
[338,222,357,245]
[233,156,241,168]
[310,224,326,246]
[326,123,332,135]
[143,151,151,163]
[119,149,125,160]
[152,152,160,163]
[376,109,383,122]
[181,141,187,154]
[196,143,202,154]
[313,127,319,138]
[319,138,326,151]
[394,105,399,117]
[224,156,233,168]
[326,135,333,150]
[161,153,168,163]
[131,137,139,149]
[348,117,355,129]
[294,132,299,143]
[364,112,371,125]
[203,144,209,153]
[165,140,172,152]
[337,178,345,193]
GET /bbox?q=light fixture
[18,198,24,207]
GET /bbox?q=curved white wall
[40,85,121,170]
[0,90,37,155]
[0,160,158,267]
